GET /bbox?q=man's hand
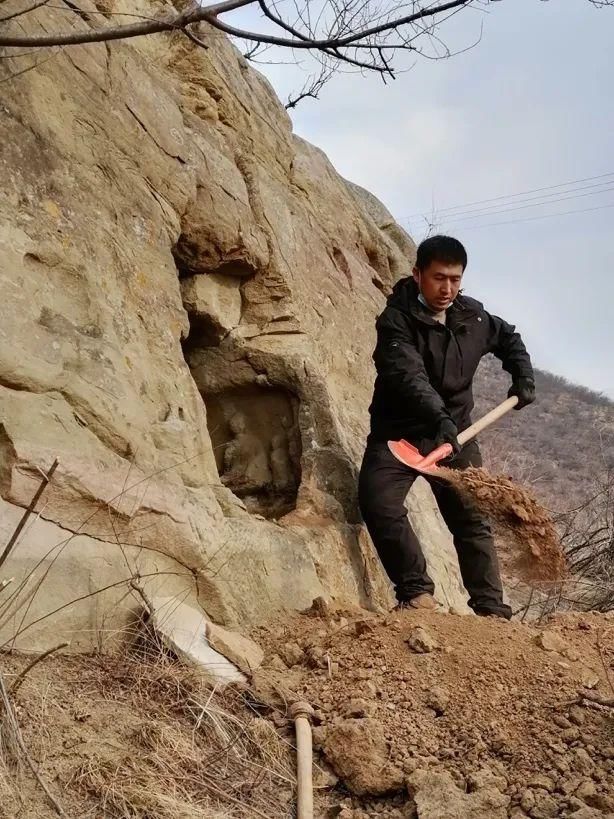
[434,417,461,456]
[508,377,536,410]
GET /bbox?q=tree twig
[129,576,155,614]
[0,669,67,815]
[10,641,69,695]
[0,0,49,22]
[597,628,614,695]
[0,459,59,570]
[0,0,470,51]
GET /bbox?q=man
[358,235,535,618]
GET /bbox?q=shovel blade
[387,439,453,475]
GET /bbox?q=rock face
[0,0,469,647]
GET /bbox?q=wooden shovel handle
[457,396,518,447]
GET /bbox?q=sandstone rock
[279,642,305,666]
[568,808,607,819]
[343,698,374,718]
[268,654,288,671]
[307,596,335,619]
[534,631,568,653]
[569,706,586,725]
[356,619,378,636]
[527,774,556,793]
[0,0,471,650]
[561,777,584,795]
[425,686,449,715]
[322,718,404,796]
[467,766,508,793]
[579,669,600,689]
[520,788,536,812]
[313,760,339,790]
[573,748,595,775]
[180,273,242,339]
[575,780,597,801]
[311,726,327,750]
[530,792,560,818]
[406,627,439,654]
[148,596,245,684]
[205,621,264,674]
[562,727,581,743]
[407,769,509,818]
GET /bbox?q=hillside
[474,356,614,512]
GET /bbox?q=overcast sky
[232,0,613,397]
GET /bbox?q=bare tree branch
[0,0,48,23]
[0,0,472,50]
[285,60,334,107]
[0,0,609,107]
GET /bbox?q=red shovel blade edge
[387,439,454,474]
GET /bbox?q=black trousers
[358,440,511,619]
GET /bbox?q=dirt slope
[254,604,614,818]
[1,606,613,818]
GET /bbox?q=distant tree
[0,0,612,103]
[557,467,614,611]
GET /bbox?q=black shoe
[474,608,512,621]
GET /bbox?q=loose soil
[1,608,612,818]
[253,605,614,818]
[438,466,568,583]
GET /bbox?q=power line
[443,199,614,231]
[401,171,614,219]
[438,184,614,224]
[404,179,614,223]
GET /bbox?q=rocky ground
[1,603,612,818]
[253,602,614,818]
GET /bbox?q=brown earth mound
[2,608,612,818]
[254,605,614,818]
[438,467,568,583]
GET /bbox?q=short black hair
[415,235,467,272]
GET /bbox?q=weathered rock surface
[406,626,439,654]
[206,621,264,674]
[322,718,404,795]
[535,630,568,653]
[408,769,510,818]
[148,596,245,684]
[0,0,470,646]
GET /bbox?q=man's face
[413,260,464,312]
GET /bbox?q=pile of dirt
[253,604,614,818]
[2,605,612,818]
[438,466,568,583]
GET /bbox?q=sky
[230,0,613,397]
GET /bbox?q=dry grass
[71,636,295,819]
[0,719,21,815]
[0,627,296,819]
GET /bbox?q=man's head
[413,235,467,312]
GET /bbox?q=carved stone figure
[222,412,271,494]
[280,414,300,480]
[270,431,295,491]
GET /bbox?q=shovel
[387,395,518,475]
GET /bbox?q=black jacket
[368,278,534,448]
